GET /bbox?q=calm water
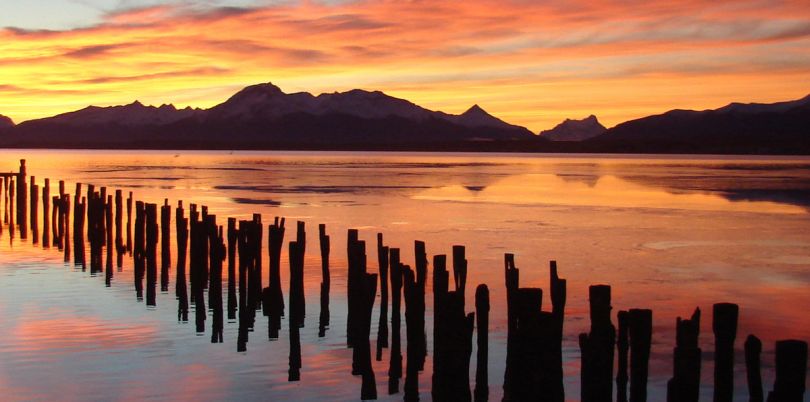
[0,150,809,401]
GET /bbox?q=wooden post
[160,199,171,292]
[549,261,566,402]
[617,310,630,402]
[105,195,113,284]
[389,247,403,395]
[474,284,489,402]
[376,233,389,358]
[133,201,145,300]
[288,229,306,380]
[145,203,158,306]
[667,308,701,402]
[629,309,652,402]
[580,285,616,402]
[713,303,739,402]
[208,214,224,343]
[263,216,285,339]
[227,218,237,320]
[767,340,807,402]
[42,179,49,248]
[30,177,38,244]
[319,224,331,337]
[17,160,27,239]
[745,335,763,402]
[176,201,189,322]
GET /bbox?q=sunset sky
[1,0,809,132]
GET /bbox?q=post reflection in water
[0,151,809,401]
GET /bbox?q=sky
[1,0,809,132]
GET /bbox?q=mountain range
[0,83,808,154]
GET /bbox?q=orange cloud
[1,0,809,131]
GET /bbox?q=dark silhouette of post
[767,340,807,402]
[288,225,306,381]
[176,201,189,322]
[549,260,566,402]
[629,309,652,402]
[30,177,38,244]
[208,214,224,343]
[133,201,145,300]
[617,310,629,402]
[227,218,237,320]
[319,224,330,337]
[160,199,171,292]
[145,203,158,306]
[474,284,489,402]
[388,247,403,395]
[745,335,763,402]
[376,233,389,359]
[667,308,701,402]
[105,194,113,285]
[126,191,132,254]
[42,179,49,248]
[17,160,27,239]
[580,285,616,402]
[713,303,739,402]
[115,190,123,267]
[263,217,285,339]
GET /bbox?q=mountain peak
[0,114,14,129]
[717,94,810,114]
[540,115,607,141]
[452,104,518,130]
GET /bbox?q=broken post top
[675,307,701,349]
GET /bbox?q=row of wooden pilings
[0,159,807,402]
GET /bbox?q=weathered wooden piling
[549,261,566,402]
[161,199,171,292]
[61,194,71,262]
[667,308,701,402]
[17,160,27,239]
[42,179,49,247]
[352,240,378,400]
[319,223,331,337]
[145,203,158,306]
[713,303,739,402]
[628,308,653,402]
[133,201,145,300]
[115,190,123,267]
[176,201,189,322]
[30,178,38,243]
[431,251,474,402]
[414,241,428,370]
[403,265,426,402]
[289,221,306,328]
[376,233,389,358]
[767,340,807,402]
[389,247,403,395]
[580,285,616,402]
[237,218,261,350]
[105,194,113,284]
[746,335,764,402]
[126,191,132,254]
[9,177,15,232]
[263,216,285,339]
[474,284,490,402]
[190,204,207,332]
[227,218,237,321]
[288,224,306,380]
[249,214,263,310]
[347,228,361,348]
[2,176,7,225]
[208,215,224,343]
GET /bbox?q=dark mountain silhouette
[2,83,535,149]
[1,84,809,154]
[539,115,606,141]
[590,94,810,154]
[0,114,13,129]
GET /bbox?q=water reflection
[0,151,808,402]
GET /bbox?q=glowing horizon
[1,0,809,132]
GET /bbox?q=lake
[0,150,808,401]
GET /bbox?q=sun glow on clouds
[1,0,809,131]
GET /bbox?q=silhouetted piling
[190,204,207,332]
[208,214,224,343]
[347,236,378,401]
[145,203,158,306]
[580,285,616,402]
[389,247,403,395]
[431,250,474,402]
[347,229,361,348]
[126,191,132,254]
[30,178,38,244]
[474,284,489,402]
[176,201,189,322]
[248,214,263,311]
[713,303,739,402]
[17,160,27,239]
[237,218,261,351]
[414,241,428,370]
[549,260,566,402]
[404,264,431,402]
[746,335,763,402]
[628,309,652,402]
[263,216,285,339]
[133,201,145,300]
[115,190,123,267]
[61,194,71,262]
[161,199,170,292]
[289,221,306,327]
[767,340,807,402]
[227,218,237,320]
[42,179,49,248]
[667,308,701,402]
[288,223,306,380]
[376,233,389,358]
[105,195,113,285]
[8,178,14,231]
[319,223,330,337]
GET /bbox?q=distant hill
[2,83,535,149]
[0,114,13,129]
[539,115,606,141]
[590,94,810,154]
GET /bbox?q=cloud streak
[1,0,809,131]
